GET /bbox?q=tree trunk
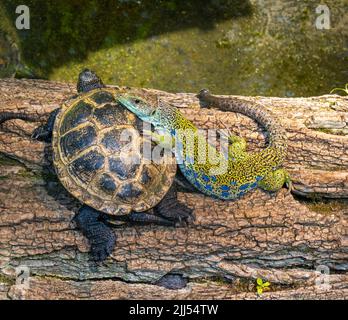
[0,79,347,300]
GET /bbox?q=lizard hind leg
[258,169,292,193]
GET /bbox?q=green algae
[0,154,22,166]
[0,273,15,286]
[313,128,347,136]
[306,199,348,215]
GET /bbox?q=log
[0,78,347,300]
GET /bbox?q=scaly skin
[117,89,291,200]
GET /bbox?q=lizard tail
[0,112,38,125]
[197,89,288,158]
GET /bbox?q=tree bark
[0,79,347,300]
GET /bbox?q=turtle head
[77,69,105,93]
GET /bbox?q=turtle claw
[156,202,195,227]
[153,184,195,227]
[176,207,196,227]
[90,230,116,262]
[91,245,115,262]
[91,250,108,263]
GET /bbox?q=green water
[0,0,347,96]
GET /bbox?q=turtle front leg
[153,184,195,226]
[32,108,60,142]
[74,205,116,261]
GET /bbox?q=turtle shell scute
[59,100,93,135]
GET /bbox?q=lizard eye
[134,99,141,104]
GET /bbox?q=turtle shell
[52,88,176,215]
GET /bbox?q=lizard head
[117,96,156,121]
[117,95,178,131]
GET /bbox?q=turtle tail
[0,112,38,125]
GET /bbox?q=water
[0,0,347,96]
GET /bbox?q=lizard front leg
[219,129,248,161]
[227,134,248,161]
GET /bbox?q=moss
[216,37,232,49]
[17,169,34,178]
[232,278,254,292]
[306,199,348,215]
[192,276,297,294]
[15,169,58,182]
[313,128,347,136]
[191,275,231,286]
[0,154,59,182]
[294,192,348,214]
[0,154,22,166]
[0,273,15,286]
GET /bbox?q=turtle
[24,69,195,261]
